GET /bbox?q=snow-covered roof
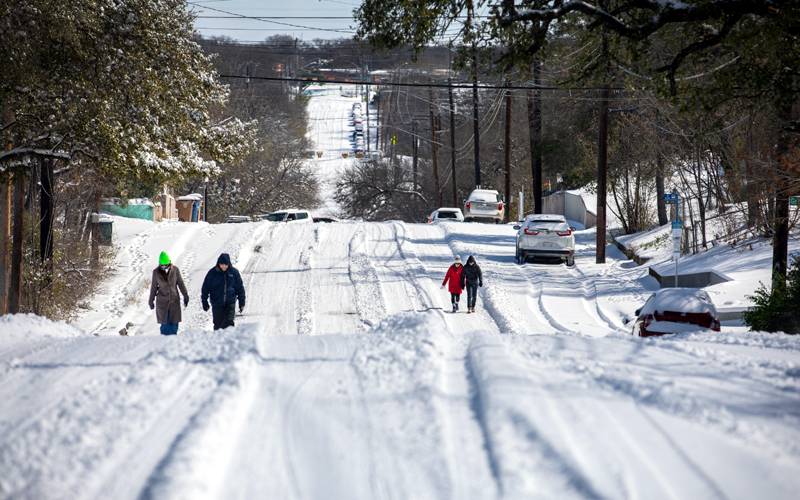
[176,193,203,201]
[640,288,718,316]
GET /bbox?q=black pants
[450,293,461,305]
[466,282,479,308]
[212,302,236,330]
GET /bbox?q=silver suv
[463,189,504,223]
[514,214,575,266]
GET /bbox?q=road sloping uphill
[1,84,799,499]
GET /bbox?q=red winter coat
[442,264,464,294]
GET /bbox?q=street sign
[791,196,799,207]
[664,193,679,203]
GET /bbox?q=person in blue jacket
[201,253,246,330]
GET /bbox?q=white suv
[427,208,464,223]
[262,209,313,224]
[514,214,575,266]
[464,189,504,223]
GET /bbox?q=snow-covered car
[463,189,504,223]
[632,288,721,337]
[262,209,313,224]
[514,213,575,266]
[226,215,251,223]
[427,208,465,223]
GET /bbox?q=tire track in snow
[348,224,386,329]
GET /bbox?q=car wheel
[566,255,575,267]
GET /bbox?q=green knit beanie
[159,251,171,266]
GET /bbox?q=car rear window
[437,211,458,219]
[266,212,287,222]
[296,212,309,219]
[470,192,498,202]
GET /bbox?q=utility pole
[528,59,543,214]
[430,90,442,207]
[448,78,458,207]
[467,0,481,188]
[504,82,512,222]
[365,63,371,153]
[376,90,380,152]
[596,85,610,264]
[412,121,418,191]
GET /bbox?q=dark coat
[201,253,246,309]
[461,257,483,287]
[148,265,189,324]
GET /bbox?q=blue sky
[190,0,362,42]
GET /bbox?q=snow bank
[0,314,83,341]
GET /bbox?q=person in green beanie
[148,251,189,335]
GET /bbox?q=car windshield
[470,192,498,202]
[266,212,287,222]
[437,211,458,219]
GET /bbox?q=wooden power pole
[529,59,543,214]
[596,85,610,264]
[430,90,442,207]
[504,84,512,222]
[448,78,458,207]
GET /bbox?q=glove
[441,285,445,289]
[479,282,483,288]
[149,302,154,310]
[239,305,244,313]
[184,297,189,307]
[202,301,209,312]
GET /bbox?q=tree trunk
[90,190,100,268]
[596,85,609,263]
[771,101,794,288]
[656,156,668,225]
[8,171,25,313]
[0,175,9,314]
[40,158,54,267]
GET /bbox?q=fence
[541,191,597,229]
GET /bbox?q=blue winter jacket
[201,253,246,309]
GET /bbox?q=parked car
[427,208,465,223]
[226,215,252,223]
[631,288,721,337]
[313,216,339,223]
[463,189,504,223]
[514,213,575,266]
[261,209,313,223]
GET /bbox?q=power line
[219,74,626,92]
[188,2,356,33]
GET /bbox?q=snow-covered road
[2,219,800,499]
[2,86,800,499]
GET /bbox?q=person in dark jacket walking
[460,255,483,313]
[441,255,464,312]
[148,251,190,335]
[201,253,246,330]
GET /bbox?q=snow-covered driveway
[2,220,800,499]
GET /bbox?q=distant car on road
[313,216,339,223]
[427,208,464,223]
[226,215,252,223]
[514,213,575,266]
[631,288,721,337]
[463,189,504,223]
[262,209,313,224]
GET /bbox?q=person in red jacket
[441,255,464,313]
